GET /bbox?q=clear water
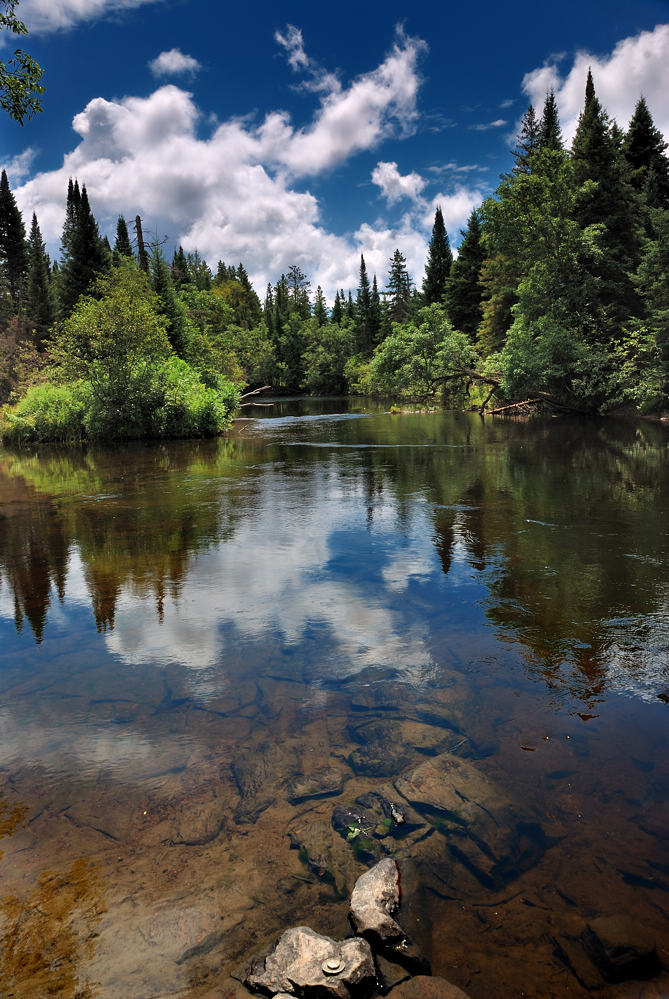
[0,401,668,998]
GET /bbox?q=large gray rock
[349,859,403,946]
[245,926,375,999]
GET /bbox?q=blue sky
[3,0,669,299]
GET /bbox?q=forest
[1,70,668,442]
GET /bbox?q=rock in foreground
[244,926,375,999]
[349,858,403,947]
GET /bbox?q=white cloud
[15,0,168,34]
[522,24,669,145]
[13,29,482,298]
[0,147,38,184]
[149,48,202,78]
[274,24,310,71]
[371,161,426,204]
[470,118,507,131]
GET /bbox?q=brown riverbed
[1,401,668,997]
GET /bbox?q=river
[0,399,668,997]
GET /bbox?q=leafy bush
[0,381,91,444]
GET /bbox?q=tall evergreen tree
[331,290,343,325]
[25,212,53,346]
[385,249,412,324]
[624,96,669,210]
[346,290,355,321]
[286,264,311,318]
[512,104,541,173]
[113,216,134,261]
[150,247,188,354]
[172,246,190,290]
[0,168,28,307]
[263,282,275,337]
[370,274,382,345]
[538,90,563,151]
[355,254,373,352]
[445,209,485,338]
[422,207,453,305]
[313,285,328,326]
[58,181,109,318]
[571,69,642,336]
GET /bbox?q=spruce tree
[370,274,382,345]
[571,70,642,336]
[287,264,311,318]
[313,285,328,326]
[25,212,53,346]
[114,216,134,260]
[264,283,275,337]
[538,90,563,151]
[331,290,343,325]
[58,181,109,318]
[385,249,412,323]
[445,209,485,338]
[150,247,188,354]
[172,246,190,289]
[624,97,669,210]
[512,105,541,173]
[346,290,355,321]
[355,254,373,352]
[0,168,28,307]
[422,207,453,305]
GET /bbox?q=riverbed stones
[583,915,661,982]
[392,752,545,889]
[287,767,345,805]
[349,858,403,946]
[386,976,472,999]
[244,926,375,999]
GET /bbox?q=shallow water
[0,401,668,998]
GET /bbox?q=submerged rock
[348,859,431,976]
[244,926,375,999]
[583,915,661,982]
[287,767,345,805]
[386,976,472,999]
[393,752,545,889]
[349,858,403,947]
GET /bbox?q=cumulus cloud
[0,147,38,184]
[15,0,167,34]
[149,48,202,78]
[12,28,481,297]
[522,23,669,144]
[371,161,426,204]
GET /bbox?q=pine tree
[385,249,412,324]
[235,263,262,326]
[172,246,190,289]
[331,290,343,325]
[512,105,541,173]
[445,209,485,338]
[370,274,382,345]
[58,181,109,318]
[286,264,311,318]
[313,285,328,326]
[186,250,212,291]
[571,69,642,336]
[264,283,275,337]
[346,290,355,321]
[150,247,187,354]
[422,206,453,304]
[25,212,53,346]
[355,254,373,352]
[538,91,563,151]
[114,216,134,261]
[624,97,669,210]
[0,168,28,307]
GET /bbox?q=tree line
[1,69,668,441]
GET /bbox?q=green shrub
[0,381,91,444]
